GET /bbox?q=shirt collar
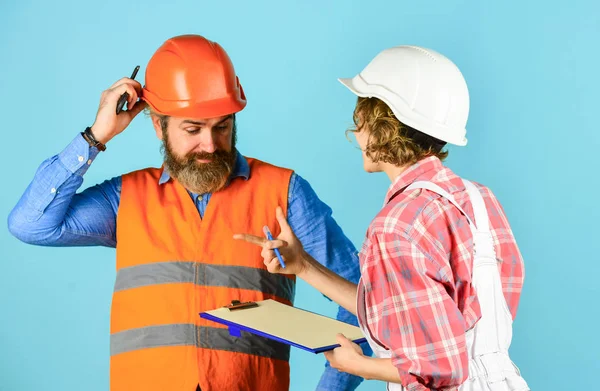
[384,156,444,204]
[158,150,250,186]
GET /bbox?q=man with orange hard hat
[8,34,369,391]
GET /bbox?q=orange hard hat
[141,34,246,119]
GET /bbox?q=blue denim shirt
[8,134,371,390]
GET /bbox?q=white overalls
[357,180,529,391]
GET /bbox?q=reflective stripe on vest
[110,323,290,361]
[114,261,295,302]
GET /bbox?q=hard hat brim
[142,88,247,119]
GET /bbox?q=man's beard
[162,132,237,194]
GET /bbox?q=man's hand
[90,77,147,144]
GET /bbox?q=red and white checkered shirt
[358,156,525,390]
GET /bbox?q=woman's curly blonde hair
[348,97,448,166]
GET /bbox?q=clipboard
[200,299,367,354]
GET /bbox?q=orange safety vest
[111,158,295,391]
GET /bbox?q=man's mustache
[185,150,230,163]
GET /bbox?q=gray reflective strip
[198,325,289,362]
[115,262,295,302]
[110,323,195,356]
[114,261,195,291]
[111,324,289,361]
[199,264,295,302]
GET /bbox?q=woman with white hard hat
[236,46,529,391]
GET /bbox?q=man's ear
[151,115,164,140]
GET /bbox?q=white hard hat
[339,46,470,146]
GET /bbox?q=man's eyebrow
[180,115,233,126]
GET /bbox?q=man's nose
[199,131,217,153]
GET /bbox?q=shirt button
[87,159,92,165]
[50,188,56,193]
[78,156,84,162]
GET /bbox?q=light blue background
[1,1,598,390]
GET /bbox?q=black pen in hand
[116,65,140,114]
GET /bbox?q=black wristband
[81,127,106,152]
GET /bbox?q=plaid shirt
[359,156,524,390]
